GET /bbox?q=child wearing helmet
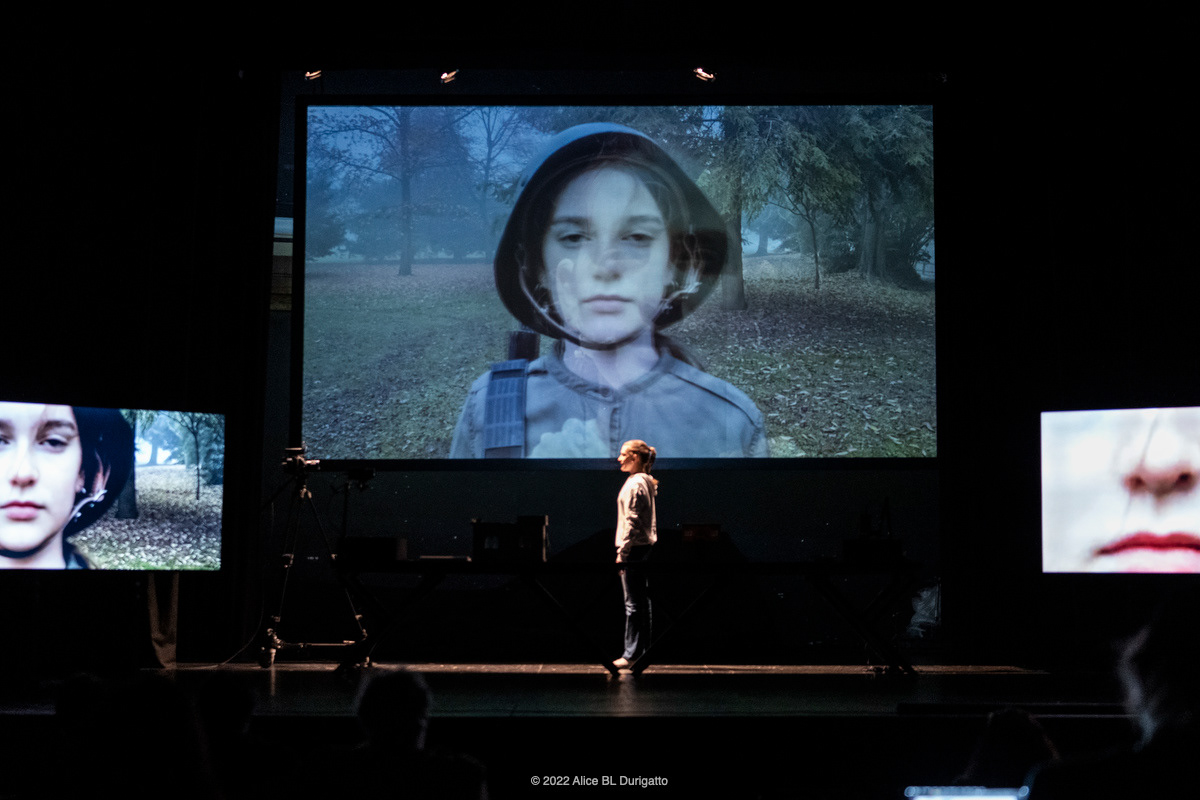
[450,123,767,459]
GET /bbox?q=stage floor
[2,661,1136,799]
[5,661,1127,719]
[183,661,1127,720]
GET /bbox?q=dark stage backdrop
[5,47,1195,674]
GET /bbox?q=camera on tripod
[281,444,320,477]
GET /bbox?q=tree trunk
[720,109,749,311]
[116,464,138,518]
[116,417,138,519]
[721,212,748,310]
[754,229,769,255]
[192,430,202,501]
[805,215,821,292]
[397,108,413,276]
[857,198,885,284]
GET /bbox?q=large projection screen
[296,102,936,466]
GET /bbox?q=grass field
[73,465,223,570]
[302,255,936,459]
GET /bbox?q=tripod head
[281,444,320,478]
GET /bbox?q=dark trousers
[620,545,653,660]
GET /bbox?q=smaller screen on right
[1041,406,1200,574]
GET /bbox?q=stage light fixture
[693,67,716,82]
[441,69,459,84]
[304,70,323,81]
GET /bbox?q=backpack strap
[483,359,528,458]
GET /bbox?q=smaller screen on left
[0,401,224,570]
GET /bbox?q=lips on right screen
[1096,533,1200,556]
[1095,532,1200,573]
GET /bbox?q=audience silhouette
[956,706,1060,788]
[348,667,489,799]
[35,666,489,800]
[54,671,222,799]
[1025,591,1200,797]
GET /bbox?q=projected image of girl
[1042,406,1200,573]
[0,402,133,569]
[450,124,767,458]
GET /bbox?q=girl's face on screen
[543,167,673,348]
[0,403,84,564]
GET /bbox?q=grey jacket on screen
[450,350,768,459]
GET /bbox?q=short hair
[64,407,134,537]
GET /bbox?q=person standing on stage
[613,439,657,669]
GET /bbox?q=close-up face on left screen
[0,401,224,570]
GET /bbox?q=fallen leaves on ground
[72,465,223,570]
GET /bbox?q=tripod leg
[259,479,306,667]
[302,490,370,645]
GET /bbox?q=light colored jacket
[615,472,657,560]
